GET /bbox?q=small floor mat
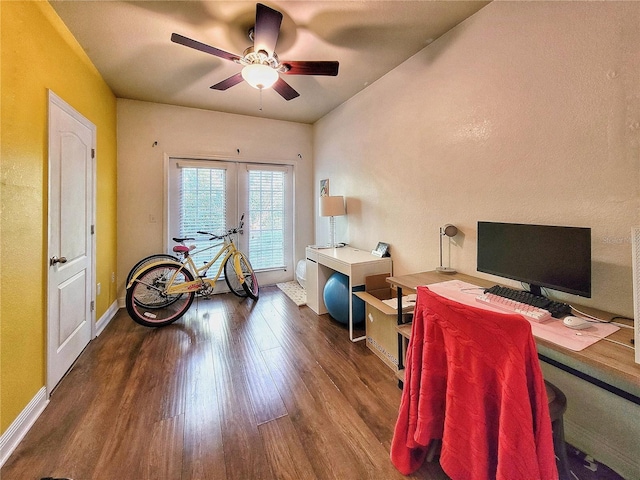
[277,281,306,306]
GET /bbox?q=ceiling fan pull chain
[259,87,263,111]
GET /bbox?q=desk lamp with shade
[320,196,346,248]
[437,224,458,273]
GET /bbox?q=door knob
[50,256,68,266]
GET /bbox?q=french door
[166,158,293,287]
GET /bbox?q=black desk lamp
[437,224,458,274]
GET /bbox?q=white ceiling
[50,1,489,124]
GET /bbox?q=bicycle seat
[173,245,195,254]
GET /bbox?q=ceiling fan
[171,3,339,101]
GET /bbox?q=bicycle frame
[127,235,242,295]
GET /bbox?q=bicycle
[125,215,259,327]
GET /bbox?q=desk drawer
[305,247,318,262]
[319,255,349,276]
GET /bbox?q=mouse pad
[426,280,619,352]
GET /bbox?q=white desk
[306,246,392,342]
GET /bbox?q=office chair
[391,286,562,479]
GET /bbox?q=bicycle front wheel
[126,263,195,327]
[224,253,247,297]
[126,253,178,286]
[224,252,259,300]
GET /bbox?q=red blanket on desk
[390,287,557,480]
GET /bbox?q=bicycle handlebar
[175,215,245,243]
[172,236,195,243]
[196,227,243,239]
[196,230,223,240]
[195,219,244,240]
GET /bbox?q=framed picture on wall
[372,242,390,257]
[320,179,329,197]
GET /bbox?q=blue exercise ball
[323,272,365,325]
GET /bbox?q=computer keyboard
[481,285,571,319]
[476,293,552,322]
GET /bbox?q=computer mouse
[562,316,592,329]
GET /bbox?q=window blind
[180,166,226,268]
[247,168,285,270]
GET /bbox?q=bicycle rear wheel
[129,257,184,309]
[224,252,259,300]
[126,263,195,327]
[126,253,178,286]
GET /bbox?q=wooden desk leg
[397,286,404,389]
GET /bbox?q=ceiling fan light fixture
[242,63,279,90]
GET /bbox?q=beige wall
[314,1,639,317]
[313,2,640,477]
[116,99,314,300]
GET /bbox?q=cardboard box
[354,274,413,371]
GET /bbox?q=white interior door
[47,91,95,392]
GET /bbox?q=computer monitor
[477,221,592,298]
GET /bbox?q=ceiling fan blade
[282,61,339,76]
[253,3,282,57]
[171,33,241,62]
[210,73,244,91]
[272,77,300,101]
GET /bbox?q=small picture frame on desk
[372,242,390,257]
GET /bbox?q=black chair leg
[552,417,572,480]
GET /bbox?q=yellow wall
[0,1,117,433]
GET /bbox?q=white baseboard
[0,387,48,468]
[95,299,119,336]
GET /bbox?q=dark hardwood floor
[2,286,449,480]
